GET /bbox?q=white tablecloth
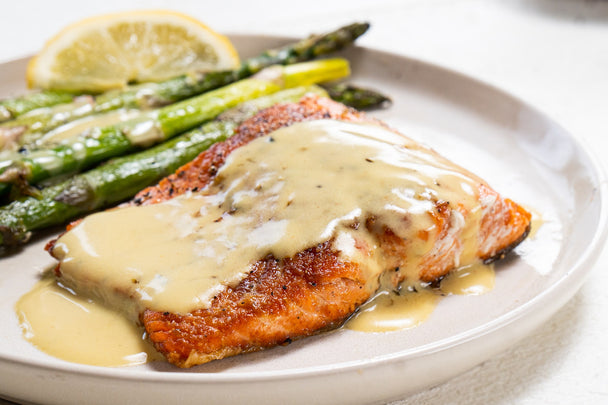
[1,1,606,403]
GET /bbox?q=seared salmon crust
[143,241,369,367]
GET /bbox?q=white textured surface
[0,1,607,403]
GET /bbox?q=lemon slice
[27,10,240,92]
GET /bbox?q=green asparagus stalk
[0,85,330,250]
[323,83,392,110]
[0,89,81,122]
[1,22,369,149]
[8,82,390,154]
[0,58,350,192]
[11,82,391,152]
[1,96,97,149]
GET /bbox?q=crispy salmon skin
[49,95,531,368]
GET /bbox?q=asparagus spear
[0,85,330,250]
[0,58,350,192]
[8,82,390,154]
[1,22,370,149]
[323,83,392,110]
[0,89,81,122]
[17,82,391,152]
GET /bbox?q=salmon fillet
[52,95,531,368]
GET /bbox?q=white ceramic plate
[0,35,606,405]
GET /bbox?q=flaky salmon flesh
[49,95,531,368]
